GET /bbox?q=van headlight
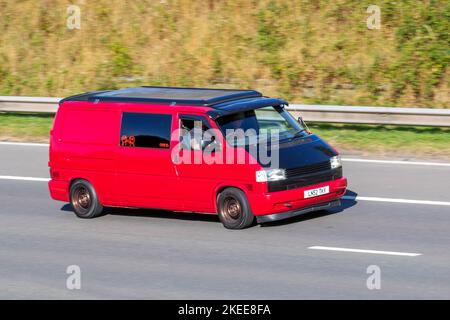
[256,169,286,182]
[330,155,342,169]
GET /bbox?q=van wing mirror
[297,116,306,127]
[297,116,311,133]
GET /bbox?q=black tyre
[69,179,104,219]
[217,188,255,229]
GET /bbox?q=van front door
[173,114,223,213]
[115,111,181,210]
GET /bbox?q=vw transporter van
[49,87,347,229]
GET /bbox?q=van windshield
[216,106,308,146]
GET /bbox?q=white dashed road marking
[308,246,422,257]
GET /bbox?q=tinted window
[120,113,172,149]
[180,118,210,151]
[216,106,306,146]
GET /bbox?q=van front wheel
[70,179,104,219]
[217,188,254,229]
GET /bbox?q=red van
[49,87,347,229]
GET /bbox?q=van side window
[180,118,210,151]
[120,113,172,149]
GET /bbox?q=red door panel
[114,111,182,211]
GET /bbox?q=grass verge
[0,113,449,160]
[309,123,450,160]
[0,113,53,143]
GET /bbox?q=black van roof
[61,86,263,107]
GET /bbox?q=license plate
[304,186,330,199]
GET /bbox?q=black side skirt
[256,199,341,224]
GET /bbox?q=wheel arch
[69,177,93,190]
[213,184,251,213]
[68,177,103,203]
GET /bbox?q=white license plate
[304,186,330,199]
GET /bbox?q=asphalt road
[0,142,449,299]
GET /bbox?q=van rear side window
[120,113,172,149]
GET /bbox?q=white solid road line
[342,195,450,206]
[0,141,49,147]
[0,175,50,182]
[342,158,450,167]
[308,246,422,257]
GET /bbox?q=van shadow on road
[258,189,358,228]
[60,190,358,228]
[60,203,221,223]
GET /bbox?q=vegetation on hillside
[0,0,448,107]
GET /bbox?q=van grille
[285,161,331,178]
[268,164,341,193]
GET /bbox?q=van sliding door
[115,111,181,210]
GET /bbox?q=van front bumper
[249,177,347,219]
[256,199,341,223]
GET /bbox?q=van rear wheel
[217,188,254,229]
[70,179,104,219]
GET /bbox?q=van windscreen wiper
[291,129,306,139]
